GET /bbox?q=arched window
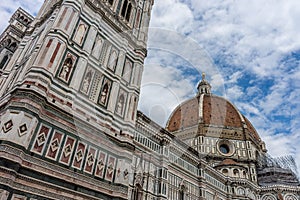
[121,0,132,22]
[0,55,9,69]
[222,168,229,176]
[242,170,247,178]
[125,3,132,22]
[233,169,239,177]
[121,0,128,17]
[6,39,12,47]
[10,42,17,51]
[179,184,185,200]
[179,190,184,200]
[133,184,143,200]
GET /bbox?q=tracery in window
[121,0,132,22]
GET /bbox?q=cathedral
[0,0,299,199]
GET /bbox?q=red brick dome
[166,94,261,144]
[166,75,262,145]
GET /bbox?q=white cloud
[0,0,43,32]
[226,85,243,100]
[150,0,193,34]
[148,0,300,175]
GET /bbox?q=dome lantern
[197,72,211,95]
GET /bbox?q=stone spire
[197,72,211,95]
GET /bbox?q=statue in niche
[92,36,103,58]
[74,23,86,45]
[100,83,109,105]
[59,55,73,81]
[81,70,92,94]
[116,94,125,115]
[108,50,118,71]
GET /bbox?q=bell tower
[0,8,33,83]
[0,0,154,199]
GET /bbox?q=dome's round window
[219,144,230,154]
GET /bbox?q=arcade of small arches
[218,167,249,179]
[0,38,17,52]
[15,12,31,25]
[0,38,18,70]
[103,0,136,23]
[261,193,298,200]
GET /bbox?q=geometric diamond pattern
[50,138,60,152]
[107,162,114,175]
[2,120,13,133]
[87,153,94,166]
[63,144,72,157]
[75,149,83,162]
[97,159,105,171]
[37,132,46,146]
[18,123,28,137]
[117,168,121,177]
[123,169,129,180]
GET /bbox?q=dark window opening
[0,55,9,69]
[179,190,184,200]
[121,0,128,17]
[133,185,143,200]
[10,42,17,51]
[120,0,132,22]
[108,0,114,5]
[219,144,230,154]
[125,3,132,21]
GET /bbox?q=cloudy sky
[142,0,300,174]
[1,0,300,174]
